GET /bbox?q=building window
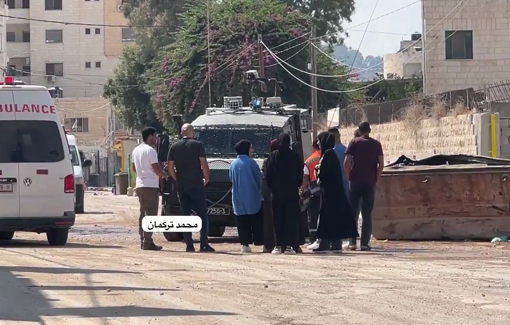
[85,28,91,34]
[45,30,63,43]
[95,62,101,68]
[22,31,30,42]
[85,62,91,68]
[121,27,136,42]
[45,0,62,10]
[46,63,64,77]
[7,0,15,8]
[22,66,31,76]
[6,32,15,42]
[95,28,100,35]
[445,30,473,60]
[22,0,30,8]
[64,118,89,133]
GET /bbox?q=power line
[259,0,476,94]
[308,0,421,43]
[260,41,309,68]
[348,30,411,36]
[273,0,468,79]
[0,14,164,29]
[349,0,380,73]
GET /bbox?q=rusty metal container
[374,155,510,240]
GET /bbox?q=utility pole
[421,0,426,97]
[207,0,212,107]
[310,25,318,139]
[257,34,267,92]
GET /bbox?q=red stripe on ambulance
[0,104,56,114]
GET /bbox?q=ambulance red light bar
[4,76,14,85]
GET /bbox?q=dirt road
[1,192,510,324]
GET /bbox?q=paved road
[0,192,509,324]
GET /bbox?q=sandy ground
[1,192,510,324]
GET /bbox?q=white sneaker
[271,246,282,254]
[241,245,252,254]
[284,246,296,254]
[307,240,320,250]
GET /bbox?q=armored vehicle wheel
[208,226,225,237]
[0,231,14,240]
[163,232,183,242]
[162,206,185,242]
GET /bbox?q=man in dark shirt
[344,122,384,251]
[167,123,215,253]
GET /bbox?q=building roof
[192,111,290,128]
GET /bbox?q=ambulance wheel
[47,228,69,246]
[0,231,14,240]
[75,200,84,214]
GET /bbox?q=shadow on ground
[0,265,237,322]
[79,211,114,215]
[0,239,122,249]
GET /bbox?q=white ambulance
[0,76,75,246]
[66,134,92,213]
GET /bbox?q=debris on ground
[491,236,509,243]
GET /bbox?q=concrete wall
[56,97,111,146]
[490,102,510,159]
[423,0,510,95]
[336,113,496,163]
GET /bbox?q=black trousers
[236,207,264,246]
[307,195,321,242]
[349,183,376,246]
[272,199,300,248]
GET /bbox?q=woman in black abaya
[314,132,358,253]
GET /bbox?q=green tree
[283,0,356,41]
[103,46,163,131]
[147,0,359,129]
[121,0,188,47]
[104,0,189,130]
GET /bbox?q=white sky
[342,0,422,57]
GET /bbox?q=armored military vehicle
[158,95,311,241]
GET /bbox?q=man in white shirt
[132,126,168,251]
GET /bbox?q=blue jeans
[349,183,376,246]
[177,185,209,246]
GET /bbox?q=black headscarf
[319,132,335,156]
[235,139,251,156]
[316,131,329,149]
[277,133,291,152]
[265,133,304,198]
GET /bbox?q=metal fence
[81,147,120,187]
[333,87,481,127]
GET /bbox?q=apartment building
[0,3,7,70]
[58,97,112,145]
[5,0,135,97]
[383,33,423,80]
[423,0,510,95]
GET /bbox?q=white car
[0,77,75,246]
[66,134,92,213]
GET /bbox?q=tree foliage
[147,0,359,129]
[105,0,361,131]
[282,0,355,41]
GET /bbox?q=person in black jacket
[265,133,304,255]
[314,132,358,253]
